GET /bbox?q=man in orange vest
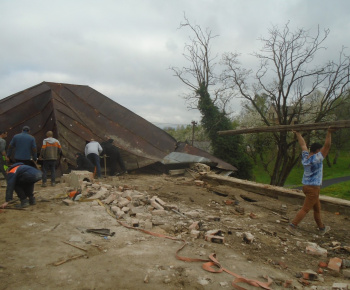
[40,131,62,187]
[1,163,42,208]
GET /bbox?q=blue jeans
[42,160,56,183]
[87,153,101,178]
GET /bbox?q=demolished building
[0,82,237,175]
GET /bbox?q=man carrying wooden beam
[287,127,336,236]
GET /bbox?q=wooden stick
[53,254,86,266]
[62,241,88,252]
[217,120,350,136]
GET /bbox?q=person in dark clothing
[7,126,37,167]
[0,130,9,180]
[1,163,42,208]
[75,153,94,172]
[101,139,127,176]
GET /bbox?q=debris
[300,269,318,281]
[62,241,87,252]
[168,169,186,176]
[328,257,342,272]
[86,229,115,236]
[50,223,60,232]
[62,199,74,206]
[171,209,187,218]
[343,259,350,268]
[52,254,86,266]
[306,242,327,257]
[249,212,258,219]
[243,232,255,244]
[205,230,224,244]
[332,283,349,290]
[144,274,149,283]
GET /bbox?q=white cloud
[1,0,350,126]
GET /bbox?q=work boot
[287,224,302,236]
[41,183,47,187]
[29,197,36,205]
[319,225,331,236]
[16,199,30,208]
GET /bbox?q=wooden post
[217,120,350,136]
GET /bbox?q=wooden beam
[217,120,350,136]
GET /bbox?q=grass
[252,150,350,200]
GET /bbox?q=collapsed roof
[0,82,237,173]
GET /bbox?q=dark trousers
[109,154,126,175]
[15,182,34,201]
[42,160,56,183]
[87,153,101,178]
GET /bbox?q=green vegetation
[253,150,350,200]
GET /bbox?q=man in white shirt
[85,139,103,178]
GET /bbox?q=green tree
[197,83,252,178]
[170,15,252,178]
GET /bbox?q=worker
[75,152,95,172]
[1,163,42,208]
[101,139,127,176]
[40,131,62,187]
[85,139,103,178]
[287,127,336,236]
[7,126,37,166]
[0,130,9,180]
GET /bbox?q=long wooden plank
[217,120,350,136]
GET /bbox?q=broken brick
[328,257,342,272]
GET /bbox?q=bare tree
[169,14,226,111]
[221,23,350,186]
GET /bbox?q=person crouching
[1,163,42,208]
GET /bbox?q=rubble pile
[58,170,350,287]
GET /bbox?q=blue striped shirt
[301,151,324,186]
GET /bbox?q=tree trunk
[326,155,332,168]
[333,151,339,165]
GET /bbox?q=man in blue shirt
[1,163,42,208]
[7,126,37,166]
[287,127,336,236]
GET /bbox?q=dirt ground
[0,172,349,290]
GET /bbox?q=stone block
[152,209,166,216]
[189,221,200,230]
[151,200,164,210]
[190,230,200,238]
[328,257,342,272]
[332,283,348,290]
[62,199,74,206]
[68,171,94,189]
[306,243,327,257]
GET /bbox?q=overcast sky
[1,0,349,128]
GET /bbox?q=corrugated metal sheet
[0,82,177,171]
[175,142,237,171]
[0,82,238,175]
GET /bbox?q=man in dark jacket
[75,153,94,172]
[7,126,37,166]
[101,139,127,176]
[1,163,42,208]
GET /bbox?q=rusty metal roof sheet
[175,142,237,171]
[0,82,177,170]
[0,82,238,174]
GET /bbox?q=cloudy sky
[1,0,349,128]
